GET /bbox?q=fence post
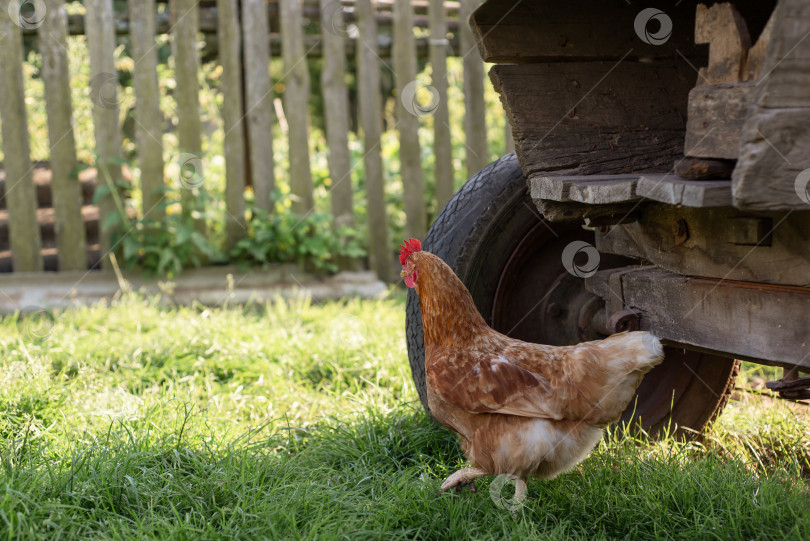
[0,10,44,272]
[85,0,123,269]
[429,0,454,211]
[171,0,206,231]
[242,0,275,215]
[128,0,165,223]
[40,0,86,270]
[280,0,315,217]
[393,0,427,240]
[356,0,391,281]
[319,0,355,234]
[459,0,488,178]
[217,0,247,252]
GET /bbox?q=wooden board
[637,175,732,207]
[732,0,810,211]
[530,175,639,204]
[491,62,695,180]
[429,0,453,210]
[596,204,810,287]
[587,266,810,368]
[684,82,755,160]
[460,0,488,177]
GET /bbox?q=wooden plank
[694,3,751,84]
[587,266,810,368]
[492,62,695,179]
[530,175,639,204]
[39,0,86,271]
[393,0,426,240]
[242,0,276,214]
[171,0,206,230]
[217,0,246,251]
[504,122,515,155]
[532,199,637,224]
[684,82,755,160]
[732,0,810,211]
[0,13,43,271]
[319,0,355,232]
[745,6,776,81]
[281,0,315,216]
[637,175,732,207]
[597,204,810,287]
[128,0,165,222]
[469,0,778,63]
[85,0,123,268]
[429,0,454,210]
[356,0,390,281]
[459,0,488,178]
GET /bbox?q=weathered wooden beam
[684,82,755,160]
[129,0,165,223]
[242,0,276,214]
[394,0,427,240]
[320,0,355,238]
[732,0,810,211]
[459,0,488,177]
[637,175,733,207]
[492,62,694,180]
[356,0,390,281]
[596,204,810,287]
[171,0,206,234]
[694,3,751,84]
[84,0,123,268]
[429,0,454,210]
[39,0,86,271]
[586,266,810,368]
[281,0,315,217]
[217,0,247,251]
[0,11,44,272]
[530,175,639,205]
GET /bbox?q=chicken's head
[399,238,421,288]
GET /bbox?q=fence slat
[356,0,390,281]
[429,0,454,211]
[505,122,515,154]
[242,0,275,214]
[280,0,315,216]
[171,0,205,228]
[0,12,44,272]
[394,0,427,240]
[40,0,86,270]
[128,0,165,222]
[459,0,488,178]
[319,0,355,233]
[85,0,122,269]
[217,0,247,251]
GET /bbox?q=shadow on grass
[2,403,809,540]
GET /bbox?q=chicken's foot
[440,467,488,493]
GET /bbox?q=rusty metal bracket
[607,309,641,333]
[766,374,810,400]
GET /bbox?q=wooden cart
[407,0,810,434]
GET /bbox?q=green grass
[1,292,808,539]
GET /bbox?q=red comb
[399,238,422,266]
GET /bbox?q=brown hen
[401,238,663,504]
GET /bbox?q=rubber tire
[405,153,738,433]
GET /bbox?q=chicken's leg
[440,467,487,493]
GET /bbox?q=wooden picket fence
[0,0,497,280]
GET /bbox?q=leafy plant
[230,207,366,273]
